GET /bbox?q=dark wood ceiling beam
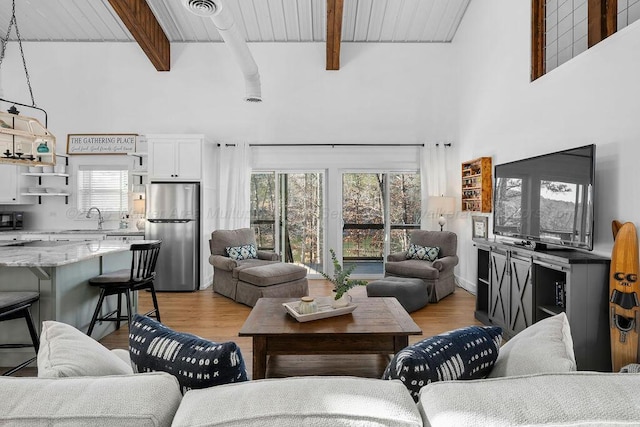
[326,0,344,70]
[108,0,170,71]
[531,0,545,81]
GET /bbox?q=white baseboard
[455,275,476,295]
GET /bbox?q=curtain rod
[216,143,453,148]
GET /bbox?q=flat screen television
[493,144,595,250]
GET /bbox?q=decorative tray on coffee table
[282,297,357,322]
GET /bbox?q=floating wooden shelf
[22,173,69,178]
[21,192,70,196]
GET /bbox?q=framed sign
[67,134,137,155]
[472,215,489,239]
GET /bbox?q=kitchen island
[0,239,159,369]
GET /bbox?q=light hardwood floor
[5,281,480,377]
[100,280,481,379]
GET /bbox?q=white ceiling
[0,0,470,43]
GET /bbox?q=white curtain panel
[420,144,448,227]
[216,142,251,230]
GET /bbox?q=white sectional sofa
[2,314,640,426]
[418,371,640,427]
[3,370,640,427]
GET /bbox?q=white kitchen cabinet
[148,136,202,181]
[0,165,31,204]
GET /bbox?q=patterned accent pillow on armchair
[129,315,248,393]
[383,325,502,401]
[406,243,440,261]
[226,244,258,261]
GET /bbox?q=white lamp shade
[132,198,146,215]
[428,196,456,216]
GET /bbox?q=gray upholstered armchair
[209,228,308,306]
[385,230,458,302]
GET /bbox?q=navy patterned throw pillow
[226,244,258,261]
[382,325,502,401]
[129,315,248,393]
[406,243,440,261]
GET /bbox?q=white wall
[6,6,636,292]
[0,41,458,231]
[453,0,640,291]
[2,42,457,143]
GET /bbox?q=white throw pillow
[488,312,576,378]
[38,320,133,378]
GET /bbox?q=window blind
[77,165,129,213]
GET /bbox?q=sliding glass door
[342,173,385,274]
[342,172,420,275]
[251,169,419,277]
[250,171,325,275]
[389,173,422,253]
[279,173,324,273]
[250,172,276,251]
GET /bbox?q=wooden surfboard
[610,221,640,372]
[612,220,623,239]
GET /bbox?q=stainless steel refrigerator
[146,182,200,291]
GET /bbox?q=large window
[250,171,324,274]
[342,171,421,275]
[250,169,420,277]
[250,172,276,251]
[389,173,422,253]
[77,166,128,214]
[532,0,636,79]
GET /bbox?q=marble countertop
[5,229,145,236]
[0,239,159,267]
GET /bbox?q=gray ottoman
[366,277,429,313]
[235,263,309,307]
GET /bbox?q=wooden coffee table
[238,296,422,380]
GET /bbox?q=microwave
[0,211,24,230]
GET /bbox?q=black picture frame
[472,215,488,239]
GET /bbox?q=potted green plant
[320,249,367,307]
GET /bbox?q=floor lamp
[428,196,456,231]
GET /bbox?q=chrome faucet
[86,207,104,230]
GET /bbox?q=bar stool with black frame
[87,241,162,338]
[0,292,40,376]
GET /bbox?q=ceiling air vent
[182,0,217,17]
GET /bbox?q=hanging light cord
[0,0,36,107]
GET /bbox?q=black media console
[474,239,611,372]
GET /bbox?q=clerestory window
[532,0,638,80]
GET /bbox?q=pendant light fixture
[0,0,56,166]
